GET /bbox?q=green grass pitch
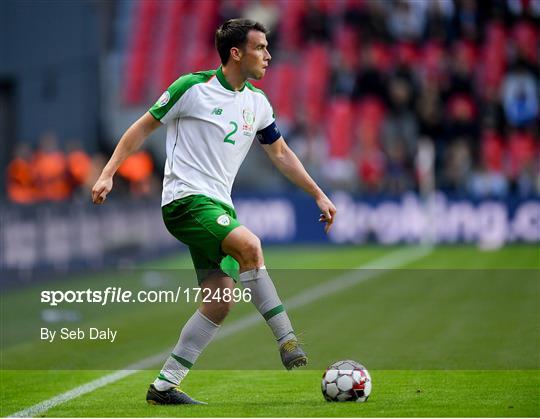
[1,245,539,417]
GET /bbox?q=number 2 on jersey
[224,121,238,145]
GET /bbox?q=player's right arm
[91,112,161,204]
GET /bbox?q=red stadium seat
[394,42,420,69]
[370,42,393,72]
[507,131,537,178]
[278,0,306,51]
[512,21,538,62]
[327,99,354,158]
[355,97,386,148]
[485,21,507,46]
[123,0,161,105]
[481,130,504,172]
[357,144,385,188]
[453,40,478,73]
[266,63,297,122]
[480,44,506,90]
[335,25,360,68]
[156,1,187,92]
[302,45,330,125]
[421,41,446,82]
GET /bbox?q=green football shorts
[162,194,241,283]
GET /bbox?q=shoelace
[281,340,298,352]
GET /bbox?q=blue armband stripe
[256,121,281,145]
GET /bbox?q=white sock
[154,309,220,390]
[239,266,296,345]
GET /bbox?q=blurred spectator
[345,0,389,42]
[454,0,484,41]
[117,150,156,197]
[352,44,387,100]
[479,85,506,134]
[301,0,332,44]
[66,140,93,197]
[469,129,509,197]
[330,52,358,97]
[445,94,480,152]
[382,76,419,159]
[243,0,280,47]
[417,79,445,147]
[501,58,539,128]
[424,0,456,42]
[33,133,71,202]
[381,75,418,195]
[443,137,474,193]
[507,129,539,196]
[506,0,540,21]
[6,143,37,205]
[385,137,415,195]
[387,0,428,41]
[6,0,540,201]
[444,41,477,98]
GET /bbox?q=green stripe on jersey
[246,81,275,119]
[149,70,215,120]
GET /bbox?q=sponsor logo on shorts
[217,214,230,226]
[156,91,170,107]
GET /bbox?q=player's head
[215,18,271,80]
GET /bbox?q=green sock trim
[170,353,193,369]
[263,304,285,321]
[157,373,177,385]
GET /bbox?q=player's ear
[230,47,242,62]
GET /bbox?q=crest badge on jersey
[217,214,231,226]
[242,109,255,136]
[156,91,170,107]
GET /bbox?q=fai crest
[156,91,170,107]
[243,109,255,125]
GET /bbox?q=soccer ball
[321,360,371,402]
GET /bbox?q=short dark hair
[215,19,268,65]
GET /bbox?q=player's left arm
[262,137,336,233]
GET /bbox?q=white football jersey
[149,67,276,208]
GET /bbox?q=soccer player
[92,19,336,405]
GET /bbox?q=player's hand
[316,194,337,234]
[91,176,113,204]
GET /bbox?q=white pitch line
[8,246,431,418]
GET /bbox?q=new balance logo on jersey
[211,107,223,115]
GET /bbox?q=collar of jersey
[216,66,245,92]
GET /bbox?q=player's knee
[240,236,263,267]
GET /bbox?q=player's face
[240,30,271,80]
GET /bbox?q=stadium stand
[4,0,539,203]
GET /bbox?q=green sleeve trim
[246,82,276,119]
[170,353,194,369]
[149,70,216,120]
[263,304,285,321]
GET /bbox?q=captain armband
[256,122,281,145]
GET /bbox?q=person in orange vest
[6,143,38,204]
[66,140,93,196]
[32,132,72,201]
[117,150,155,197]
